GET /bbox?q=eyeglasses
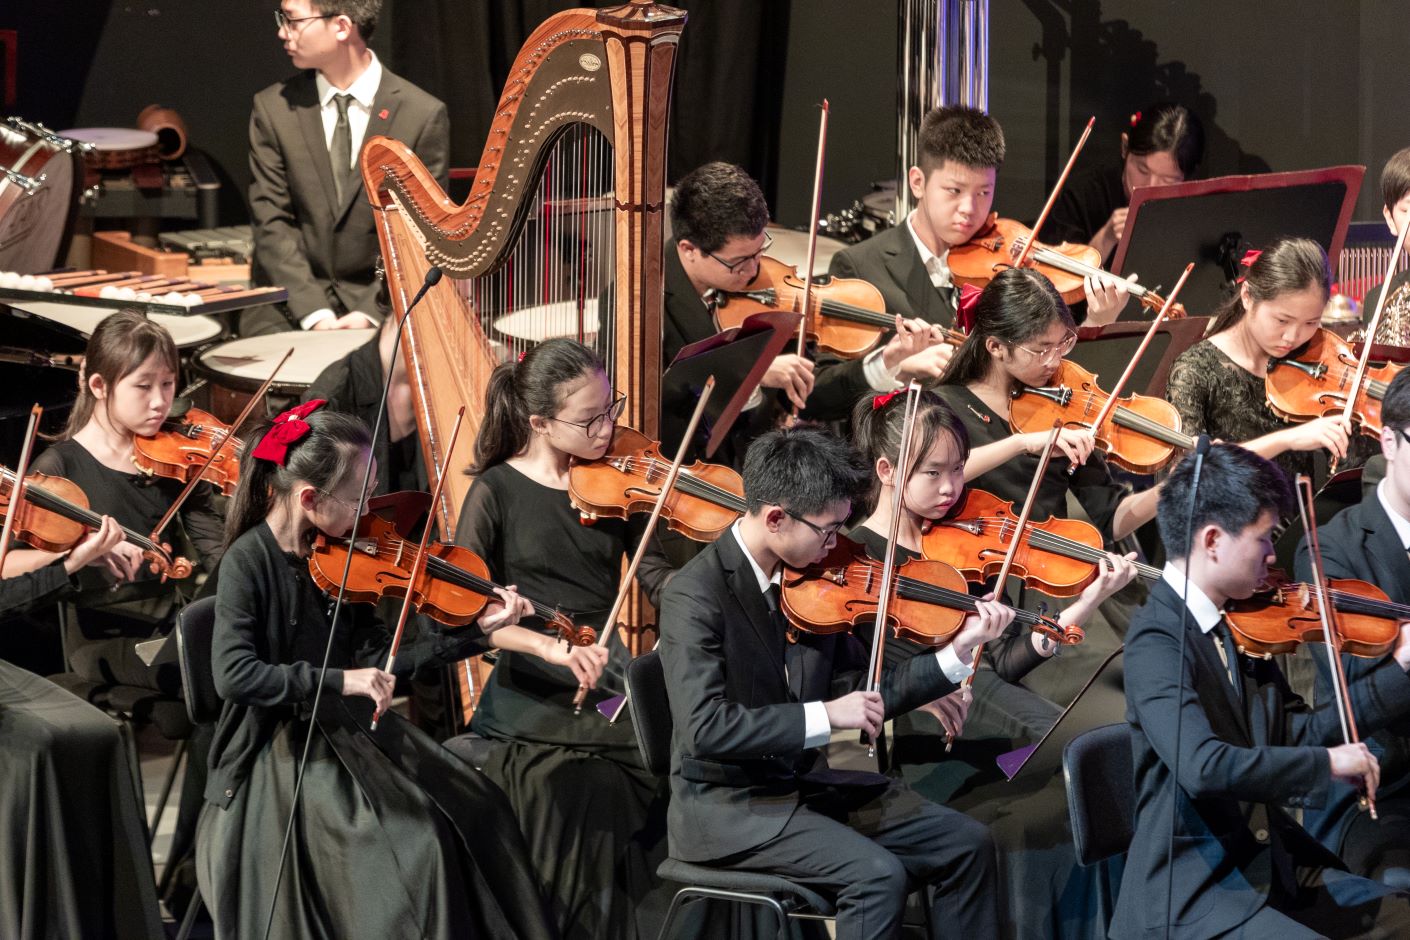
[275,9,336,31]
[1397,426,1410,448]
[549,395,627,438]
[784,508,845,542]
[319,478,378,512]
[704,233,772,274]
[1013,330,1077,365]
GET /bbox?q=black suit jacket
[804,224,959,422]
[1294,493,1410,853]
[657,531,958,862]
[243,67,449,335]
[1113,579,1410,939]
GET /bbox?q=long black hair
[1207,237,1330,336]
[940,267,1074,387]
[470,338,605,474]
[224,409,373,549]
[851,390,969,512]
[1127,103,1205,179]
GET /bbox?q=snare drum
[0,118,84,274]
[194,330,375,422]
[7,300,221,349]
[58,128,160,171]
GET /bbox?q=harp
[359,1,686,728]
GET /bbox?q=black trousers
[711,777,998,940]
[1219,868,1410,939]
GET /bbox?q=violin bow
[571,376,717,714]
[149,347,293,546]
[1071,262,1194,475]
[1013,117,1094,271]
[1294,472,1376,818]
[947,422,1063,752]
[786,99,830,425]
[862,380,923,759]
[0,404,42,577]
[1340,221,1410,432]
[371,405,467,731]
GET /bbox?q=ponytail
[1207,236,1330,336]
[469,338,604,474]
[940,267,1072,387]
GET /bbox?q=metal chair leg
[656,886,791,940]
[174,887,203,940]
[149,737,187,846]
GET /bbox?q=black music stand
[1111,166,1364,319]
[661,310,801,461]
[995,646,1126,782]
[1069,316,1211,399]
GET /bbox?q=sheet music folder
[1112,165,1364,319]
[660,310,800,461]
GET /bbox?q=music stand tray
[1112,165,1364,318]
[661,310,801,461]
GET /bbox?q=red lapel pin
[378,108,389,120]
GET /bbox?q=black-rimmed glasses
[705,232,773,273]
[784,508,844,541]
[549,395,627,438]
[275,9,336,31]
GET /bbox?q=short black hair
[310,0,381,40]
[742,426,868,517]
[917,105,1005,176]
[1156,443,1291,561]
[1382,147,1410,212]
[670,162,769,254]
[1383,366,1410,433]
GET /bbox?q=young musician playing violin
[1046,102,1205,266]
[0,519,167,939]
[1295,366,1410,886]
[1116,442,1410,939]
[1364,146,1410,313]
[1166,237,1352,485]
[2,309,224,695]
[198,402,553,940]
[937,268,1160,548]
[452,337,674,940]
[850,389,1137,741]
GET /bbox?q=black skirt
[196,695,555,940]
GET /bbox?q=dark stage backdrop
[3,1,1407,230]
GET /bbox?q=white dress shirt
[1378,481,1410,551]
[1159,562,1224,634]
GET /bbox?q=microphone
[261,262,443,940]
[1194,433,1212,459]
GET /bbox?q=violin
[309,511,596,645]
[0,466,193,580]
[1010,359,1193,474]
[713,255,895,359]
[948,215,1188,318]
[1224,577,1402,660]
[133,407,242,496]
[780,536,1078,646]
[569,426,746,542]
[1266,328,1402,437]
[920,488,1107,598]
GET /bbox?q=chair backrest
[175,596,221,725]
[625,650,674,778]
[1062,722,1135,866]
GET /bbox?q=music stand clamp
[661,310,801,461]
[1112,165,1364,319]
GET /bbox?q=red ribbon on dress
[251,399,326,466]
[956,282,983,333]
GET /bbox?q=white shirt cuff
[742,386,765,411]
[935,644,975,683]
[300,308,336,330]
[862,346,902,392]
[802,700,832,749]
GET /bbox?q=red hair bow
[252,399,326,466]
[1130,110,1142,128]
[872,390,901,411]
[1235,249,1261,284]
[956,282,983,333]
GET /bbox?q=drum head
[0,123,82,274]
[196,330,376,393]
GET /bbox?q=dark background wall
[4,0,1407,233]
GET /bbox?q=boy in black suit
[1296,367,1410,885]
[658,426,1010,939]
[1116,442,1410,938]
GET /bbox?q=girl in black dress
[197,403,555,940]
[1166,237,1351,485]
[2,309,224,695]
[937,268,1161,546]
[849,389,1135,742]
[1048,102,1205,266]
[454,338,673,940]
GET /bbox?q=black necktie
[765,585,805,700]
[330,93,354,204]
